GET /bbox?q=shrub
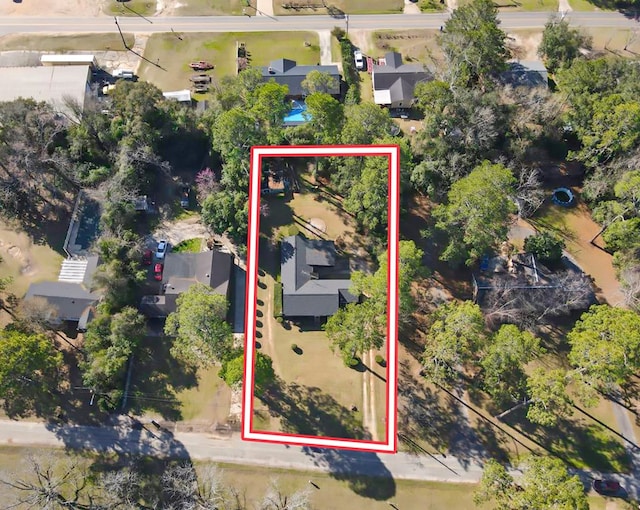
[273,282,283,318]
[291,343,298,351]
[347,357,360,367]
[375,354,384,365]
[331,26,346,41]
[276,316,283,323]
[524,231,565,266]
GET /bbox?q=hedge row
[273,281,283,319]
[340,39,361,104]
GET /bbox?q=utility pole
[346,14,349,36]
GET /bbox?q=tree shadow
[301,446,396,500]
[261,380,366,440]
[125,336,198,421]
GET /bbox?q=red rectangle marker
[242,145,400,453]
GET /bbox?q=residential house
[24,256,100,331]
[140,250,232,318]
[281,235,357,318]
[260,58,340,98]
[372,52,432,108]
[500,60,549,88]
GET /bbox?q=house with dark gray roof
[281,235,357,318]
[24,255,101,331]
[500,60,549,88]
[372,52,432,108]
[140,250,233,318]
[260,58,340,98]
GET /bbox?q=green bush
[340,39,361,103]
[172,238,203,253]
[347,357,360,367]
[524,231,565,265]
[291,343,298,351]
[273,282,283,318]
[375,354,384,365]
[276,316,283,323]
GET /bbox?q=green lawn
[372,30,443,63]
[493,0,558,10]
[104,0,157,16]
[172,238,203,253]
[175,365,232,423]
[139,32,320,94]
[274,0,403,15]
[567,0,618,10]
[0,33,135,51]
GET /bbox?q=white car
[354,50,365,71]
[155,240,169,260]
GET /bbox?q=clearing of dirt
[0,0,103,16]
[0,222,63,298]
[507,30,543,61]
[151,215,209,248]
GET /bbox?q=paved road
[0,12,638,36]
[0,418,638,501]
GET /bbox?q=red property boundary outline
[242,145,400,454]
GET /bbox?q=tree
[538,16,591,72]
[526,368,573,426]
[343,156,390,235]
[301,70,339,95]
[341,103,393,145]
[258,478,312,510]
[164,283,232,367]
[474,457,588,510]
[422,301,485,386]
[195,167,220,202]
[201,189,249,244]
[481,325,543,407]
[439,0,508,88]
[0,330,62,418]
[524,231,565,266]
[251,81,289,143]
[324,301,385,364]
[568,304,640,390]
[304,93,344,144]
[82,307,145,392]
[220,351,275,390]
[433,161,517,266]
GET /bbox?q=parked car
[153,263,164,281]
[354,50,365,71]
[189,61,214,71]
[142,249,152,266]
[155,240,168,260]
[180,186,190,208]
[593,479,621,496]
[113,69,135,80]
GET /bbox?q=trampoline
[552,187,575,207]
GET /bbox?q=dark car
[180,186,190,208]
[153,263,164,281]
[142,249,152,266]
[593,479,621,495]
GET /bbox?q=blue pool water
[283,100,311,125]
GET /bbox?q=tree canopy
[433,161,517,266]
[164,284,232,367]
[0,329,62,418]
[474,457,588,510]
[538,16,591,73]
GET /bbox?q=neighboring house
[24,256,100,331]
[372,52,432,108]
[260,58,340,98]
[140,250,233,318]
[500,60,549,88]
[281,235,357,319]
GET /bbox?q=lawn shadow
[125,335,198,421]
[260,196,294,240]
[302,446,396,500]
[261,380,366,440]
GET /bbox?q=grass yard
[171,0,243,15]
[172,238,203,253]
[457,0,558,8]
[104,0,157,16]
[139,32,319,96]
[0,33,135,51]
[174,365,232,424]
[273,0,403,15]
[567,0,618,10]
[372,29,443,65]
[584,27,640,55]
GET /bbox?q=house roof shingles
[281,235,356,317]
[24,281,99,322]
[372,52,432,105]
[260,58,340,97]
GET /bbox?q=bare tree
[481,271,594,329]
[15,296,61,332]
[258,479,312,510]
[621,266,640,311]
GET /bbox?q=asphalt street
[0,11,638,36]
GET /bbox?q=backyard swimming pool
[283,100,311,125]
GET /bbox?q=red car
[593,479,621,495]
[153,263,164,281]
[142,249,152,266]
[189,61,214,71]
